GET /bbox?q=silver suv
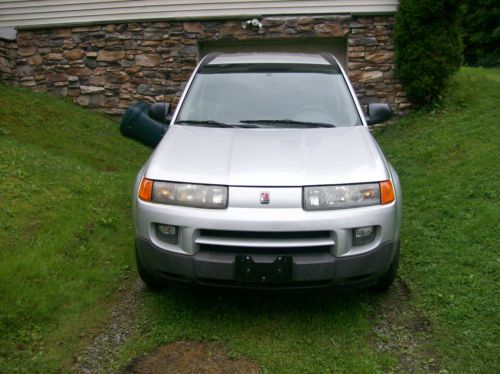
[132,53,402,290]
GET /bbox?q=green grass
[374,67,500,372]
[0,87,150,372]
[0,67,498,373]
[133,291,391,373]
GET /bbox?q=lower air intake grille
[196,230,335,255]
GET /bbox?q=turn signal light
[380,180,395,205]
[138,178,153,202]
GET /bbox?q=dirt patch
[122,341,260,374]
[371,278,442,373]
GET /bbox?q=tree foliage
[462,0,500,66]
[394,0,464,106]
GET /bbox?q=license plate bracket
[235,255,293,283]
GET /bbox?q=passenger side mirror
[120,101,170,148]
[148,102,171,124]
[366,103,393,126]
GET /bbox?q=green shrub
[394,0,464,106]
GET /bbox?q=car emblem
[260,192,270,204]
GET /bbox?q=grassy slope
[374,67,500,372]
[0,67,498,373]
[0,86,150,372]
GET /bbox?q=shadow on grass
[145,283,381,328]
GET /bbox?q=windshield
[176,64,361,128]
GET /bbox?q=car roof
[204,52,338,67]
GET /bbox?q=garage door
[198,38,347,69]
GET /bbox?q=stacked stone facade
[0,38,17,82]
[0,15,411,115]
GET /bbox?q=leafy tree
[394,0,464,106]
[462,0,500,66]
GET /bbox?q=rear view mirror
[366,103,393,125]
[148,102,171,124]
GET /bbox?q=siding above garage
[0,0,398,28]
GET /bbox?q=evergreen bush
[394,0,464,106]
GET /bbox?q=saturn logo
[260,192,270,204]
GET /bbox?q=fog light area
[156,224,178,244]
[353,226,376,246]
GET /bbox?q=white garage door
[198,38,347,69]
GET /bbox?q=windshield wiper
[240,119,336,128]
[175,120,259,128]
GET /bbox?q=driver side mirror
[148,102,171,124]
[366,103,393,126]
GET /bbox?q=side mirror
[366,103,393,126]
[120,101,169,148]
[148,102,171,124]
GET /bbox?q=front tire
[373,242,400,292]
[135,244,166,290]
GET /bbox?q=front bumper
[134,197,399,258]
[136,238,397,289]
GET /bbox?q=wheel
[135,244,166,290]
[373,242,400,292]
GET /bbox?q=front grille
[196,229,335,255]
[199,244,331,255]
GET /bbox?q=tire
[135,244,166,290]
[373,242,400,292]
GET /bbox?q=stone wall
[0,15,411,115]
[0,38,17,83]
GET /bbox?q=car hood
[146,125,389,186]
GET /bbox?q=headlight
[152,181,228,209]
[304,183,380,210]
